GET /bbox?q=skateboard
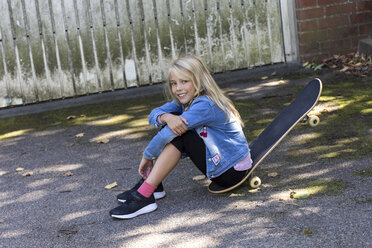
[208,78,323,193]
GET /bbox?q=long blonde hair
[167,55,244,127]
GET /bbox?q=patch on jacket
[199,125,207,138]
[211,154,221,166]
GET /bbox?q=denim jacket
[143,96,250,179]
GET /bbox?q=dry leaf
[22,172,33,177]
[64,171,74,177]
[248,188,260,193]
[15,167,24,172]
[66,115,76,120]
[320,109,329,113]
[268,172,279,177]
[66,143,75,147]
[104,182,118,189]
[75,133,84,138]
[290,191,310,199]
[97,138,110,144]
[80,114,86,118]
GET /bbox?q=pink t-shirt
[233,152,253,171]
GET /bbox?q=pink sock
[137,181,156,198]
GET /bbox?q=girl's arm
[148,101,183,127]
[144,99,215,160]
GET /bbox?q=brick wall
[296,0,372,62]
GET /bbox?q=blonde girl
[110,55,252,219]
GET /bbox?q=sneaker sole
[117,191,166,203]
[111,203,158,219]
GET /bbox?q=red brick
[299,30,328,43]
[326,3,356,15]
[327,26,358,39]
[318,0,348,6]
[357,1,372,12]
[321,38,351,51]
[351,13,372,23]
[296,0,318,9]
[300,43,321,54]
[359,23,372,34]
[297,7,324,20]
[318,15,350,28]
[298,20,319,32]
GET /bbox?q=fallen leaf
[105,182,118,189]
[320,109,329,113]
[285,202,300,206]
[248,188,260,193]
[22,172,33,177]
[66,115,76,120]
[97,138,110,144]
[66,143,75,147]
[64,171,74,177]
[303,228,313,235]
[15,167,24,172]
[268,172,279,177]
[80,114,86,118]
[75,133,84,138]
[290,191,310,199]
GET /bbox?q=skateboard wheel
[249,176,261,189]
[308,115,320,127]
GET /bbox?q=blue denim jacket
[143,96,250,179]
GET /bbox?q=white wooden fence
[0,0,286,108]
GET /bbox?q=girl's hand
[138,156,154,179]
[160,113,189,136]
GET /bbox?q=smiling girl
[109,55,252,219]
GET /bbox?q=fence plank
[156,0,174,78]
[116,0,137,87]
[168,0,186,57]
[268,0,285,63]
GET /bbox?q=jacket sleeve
[148,101,183,128]
[143,98,216,159]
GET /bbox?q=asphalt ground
[0,67,371,247]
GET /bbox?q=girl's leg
[172,130,247,187]
[145,143,181,187]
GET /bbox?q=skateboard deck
[208,78,323,193]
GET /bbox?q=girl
[109,55,252,219]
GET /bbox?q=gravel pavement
[1,69,371,247]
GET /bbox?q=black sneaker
[110,191,157,219]
[117,178,166,203]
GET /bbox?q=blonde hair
[167,55,244,127]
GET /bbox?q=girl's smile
[169,73,196,105]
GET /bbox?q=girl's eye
[182,80,188,84]
[171,82,177,86]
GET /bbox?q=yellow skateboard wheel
[308,115,320,127]
[249,176,261,188]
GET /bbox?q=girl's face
[169,72,196,105]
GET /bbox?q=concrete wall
[296,0,372,62]
[0,0,286,108]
